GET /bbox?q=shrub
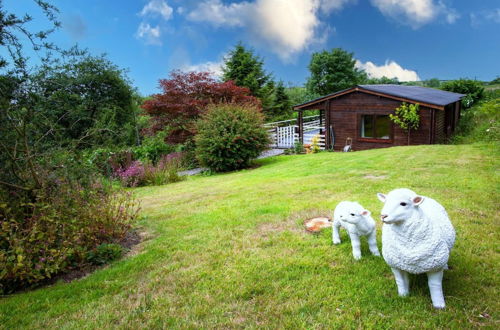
[114,154,185,187]
[441,79,484,108]
[0,176,139,293]
[143,155,184,186]
[452,98,500,144]
[133,130,174,165]
[310,134,322,153]
[294,141,305,154]
[195,103,270,172]
[86,243,123,265]
[114,161,146,187]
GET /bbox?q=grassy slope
[1,144,499,328]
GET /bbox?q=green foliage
[306,48,365,96]
[452,97,500,144]
[86,243,123,266]
[293,141,305,154]
[195,103,270,172]
[441,79,484,108]
[0,180,139,293]
[222,43,275,118]
[222,43,271,97]
[424,78,441,88]
[285,86,319,107]
[31,54,139,148]
[389,102,420,145]
[364,76,399,85]
[133,130,174,164]
[489,76,500,85]
[143,157,184,186]
[268,81,292,121]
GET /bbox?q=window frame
[357,113,393,143]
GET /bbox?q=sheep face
[339,204,371,225]
[377,188,425,224]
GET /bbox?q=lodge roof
[294,84,465,110]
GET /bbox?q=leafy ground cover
[1,143,499,328]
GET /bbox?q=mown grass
[1,143,499,328]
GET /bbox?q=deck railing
[265,115,325,149]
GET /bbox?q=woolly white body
[332,201,380,260]
[382,197,455,273]
[378,188,456,308]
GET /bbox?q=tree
[269,81,291,121]
[222,43,271,96]
[0,0,61,73]
[32,54,138,148]
[424,78,441,88]
[141,70,260,144]
[441,79,484,108]
[222,43,274,117]
[306,48,365,96]
[365,76,399,85]
[389,102,420,145]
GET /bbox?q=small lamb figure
[377,188,456,309]
[332,201,380,260]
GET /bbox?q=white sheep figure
[377,188,456,309]
[332,201,380,260]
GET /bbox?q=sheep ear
[377,193,386,203]
[361,209,371,217]
[412,195,424,205]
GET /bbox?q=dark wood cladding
[327,91,435,151]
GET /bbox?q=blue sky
[8,0,500,96]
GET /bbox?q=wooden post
[298,110,304,144]
[325,101,331,150]
[319,109,323,128]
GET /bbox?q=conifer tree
[270,81,292,120]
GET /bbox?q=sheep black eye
[350,213,355,216]
[400,202,407,206]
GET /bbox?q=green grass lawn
[1,143,499,328]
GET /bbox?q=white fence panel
[275,125,298,148]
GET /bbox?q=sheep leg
[427,269,445,309]
[348,232,362,260]
[367,231,380,256]
[332,219,342,244]
[391,268,410,296]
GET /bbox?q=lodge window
[360,115,391,140]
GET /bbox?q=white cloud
[187,0,250,27]
[370,0,458,28]
[470,8,500,27]
[139,0,173,20]
[181,60,224,78]
[320,0,355,13]
[356,60,420,81]
[186,0,355,61]
[136,22,162,45]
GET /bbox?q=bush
[133,130,175,165]
[441,79,484,108]
[114,154,184,187]
[0,176,139,293]
[294,141,305,154]
[195,103,270,172]
[452,98,500,144]
[86,243,123,265]
[143,155,184,186]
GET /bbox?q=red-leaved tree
[141,71,261,143]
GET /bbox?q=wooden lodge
[293,85,465,151]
